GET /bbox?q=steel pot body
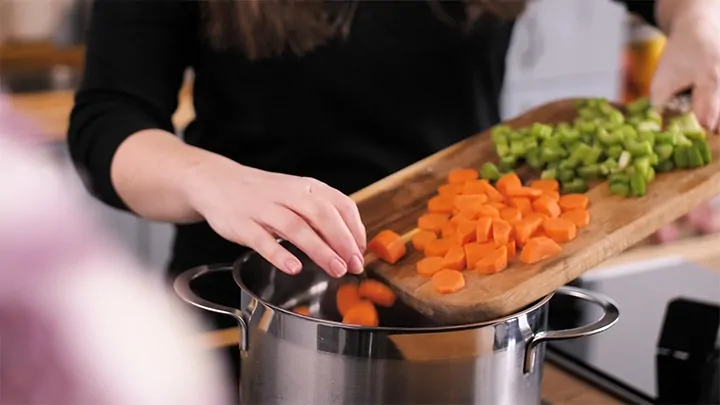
[175,243,619,405]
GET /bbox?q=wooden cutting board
[354,99,720,324]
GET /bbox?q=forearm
[656,0,716,33]
[111,129,222,223]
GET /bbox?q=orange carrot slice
[479,180,506,202]
[476,216,493,243]
[358,280,396,307]
[492,218,512,246]
[499,206,522,224]
[431,269,466,294]
[542,218,577,243]
[542,190,560,201]
[438,183,464,196]
[506,240,517,259]
[532,195,562,218]
[441,221,458,239]
[336,283,361,316]
[416,256,445,277]
[530,179,559,192]
[560,209,590,228]
[442,246,466,271]
[455,220,478,244]
[487,201,508,210]
[424,239,457,257]
[519,236,563,264]
[514,215,544,247]
[476,245,508,274]
[505,186,543,198]
[454,194,488,212]
[427,195,455,214]
[448,168,479,184]
[417,213,449,233]
[508,197,533,215]
[476,205,500,219]
[342,300,379,327]
[462,180,487,195]
[464,242,497,269]
[496,173,522,195]
[293,306,311,316]
[368,230,407,264]
[558,194,590,212]
[451,210,476,224]
[412,230,437,252]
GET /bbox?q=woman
[69,1,718,318]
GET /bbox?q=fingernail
[348,255,364,274]
[330,257,347,277]
[284,258,302,275]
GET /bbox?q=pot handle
[523,286,619,374]
[173,264,248,351]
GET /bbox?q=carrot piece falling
[558,194,590,212]
[416,256,445,277]
[496,173,522,195]
[358,280,396,307]
[424,239,457,257]
[336,283,361,316]
[520,236,563,264]
[428,195,455,214]
[476,245,508,274]
[476,216,493,243]
[442,246,467,271]
[431,269,466,294]
[293,306,311,316]
[542,218,578,243]
[417,213,449,233]
[412,230,437,252]
[342,300,379,327]
[464,242,497,269]
[530,179,559,192]
[532,195,562,218]
[368,230,407,264]
[438,183,464,196]
[448,168,479,184]
[560,209,591,228]
[492,219,513,246]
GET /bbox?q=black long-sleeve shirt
[68,0,656,276]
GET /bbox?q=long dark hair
[203,0,527,60]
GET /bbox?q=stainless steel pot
[174,242,619,405]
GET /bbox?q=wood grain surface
[355,99,720,324]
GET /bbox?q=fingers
[649,55,693,110]
[259,206,350,278]
[654,224,680,244]
[692,68,720,133]
[238,221,303,275]
[307,178,367,251]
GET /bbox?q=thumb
[649,56,693,109]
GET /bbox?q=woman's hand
[184,156,367,277]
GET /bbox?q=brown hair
[204,0,527,60]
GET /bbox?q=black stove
[547,257,720,404]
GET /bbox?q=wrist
[657,0,717,34]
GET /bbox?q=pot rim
[232,250,556,333]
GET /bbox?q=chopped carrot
[476,205,500,219]
[428,195,455,214]
[293,306,311,316]
[532,226,546,238]
[412,230,437,252]
[530,179,559,192]
[508,197,533,215]
[342,300,379,327]
[466,179,505,202]
[417,213,449,233]
[448,168,479,184]
[438,183,464,196]
[451,210,476,224]
[505,186,543,198]
[336,283,361,316]
[368,230,407,264]
[476,245,508,274]
[441,222,458,239]
[464,242,497,269]
[431,269,466,294]
[558,194,590,212]
[499,206,522,224]
[506,240,517,259]
[496,173,522,195]
[519,236,563,264]
[462,180,487,195]
[487,201,508,210]
[542,190,560,201]
[358,279,396,307]
[442,246,466,271]
[532,195,562,218]
[543,218,578,243]
[455,220,478,244]
[524,211,550,221]
[476,216,493,243]
[514,215,544,247]
[560,209,591,228]
[417,256,445,277]
[424,239,457,257]
[492,219,512,246]
[454,194,488,212]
